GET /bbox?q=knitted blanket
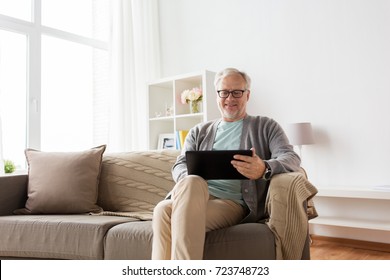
[265,172,318,260]
[90,211,153,221]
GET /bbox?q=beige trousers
[151,175,245,260]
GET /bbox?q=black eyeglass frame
[217,89,246,98]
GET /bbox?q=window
[42,0,108,41]
[0,0,32,22]
[0,0,110,169]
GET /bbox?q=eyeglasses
[217,89,246,98]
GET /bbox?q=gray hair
[214,68,251,90]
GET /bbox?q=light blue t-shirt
[208,119,244,205]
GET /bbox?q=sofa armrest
[0,174,28,215]
[265,171,318,259]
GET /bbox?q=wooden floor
[310,236,390,260]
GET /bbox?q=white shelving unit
[147,70,219,150]
[309,186,390,243]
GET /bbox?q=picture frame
[157,133,175,150]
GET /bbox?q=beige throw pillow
[14,145,106,214]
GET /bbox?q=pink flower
[180,87,203,104]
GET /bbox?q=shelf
[310,217,390,231]
[316,186,390,200]
[310,186,390,242]
[175,113,203,118]
[147,70,219,149]
[150,113,204,120]
[149,116,174,121]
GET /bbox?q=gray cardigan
[172,115,301,222]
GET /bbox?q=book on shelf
[175,132,181,150]
[175,130,189,149]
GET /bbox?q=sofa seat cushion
[204,223,276,260]
[0,215,135,259]
[104,221,275,260]
[104,221,154,260]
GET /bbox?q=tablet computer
[186,150,252,180]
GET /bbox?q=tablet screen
[186,150,252,180]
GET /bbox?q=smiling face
[216,73,250,122]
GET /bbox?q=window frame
[0,0,109,152]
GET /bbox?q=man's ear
[246,90,251,101]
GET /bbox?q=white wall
[158,0,390,188]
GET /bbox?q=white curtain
[108,0,161,152]
[0,114,4,174]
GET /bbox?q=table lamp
[286,122,315,158]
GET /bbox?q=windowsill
[0,170,28,177]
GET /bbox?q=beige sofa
[0,150,316,260]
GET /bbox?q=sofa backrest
[97,150,180,212]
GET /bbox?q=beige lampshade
[286,122,315,146]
